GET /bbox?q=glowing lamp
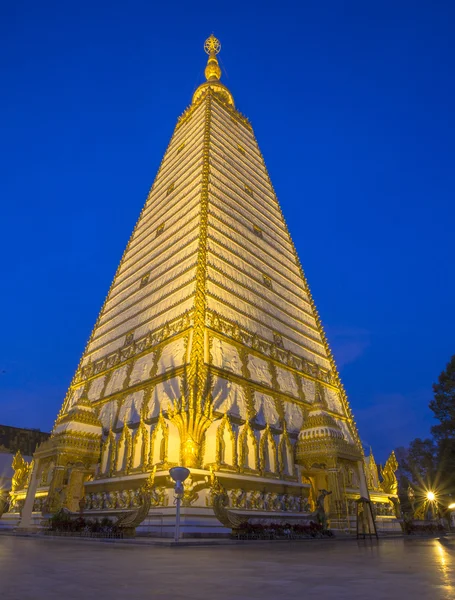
[448,503,455,510]
[427,491,436,502]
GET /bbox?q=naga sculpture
[11,451,31,494]
[380,451,398,495]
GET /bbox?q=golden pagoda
[3,36,400,535]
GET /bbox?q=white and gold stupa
[5,36,400,535]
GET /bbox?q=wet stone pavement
[0,535,454,599]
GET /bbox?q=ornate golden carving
[11,451,31,493]
[238,422,258,472]
[206,310,335,389]
[380,451,398,495]
[215,414,237,468]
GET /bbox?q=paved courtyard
[0,535,454,599]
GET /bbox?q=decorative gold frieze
[72,312,192,387]
[206,310,335,387]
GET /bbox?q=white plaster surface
[104,365,128,396]
[253,392,280,427]
[117,391,145,427]
[248,355,272,387]
[212,377,248,420]
[276,367,299,397]
[147,378,181,418]
[88,376,106,402]
[300,377,315,402]
[284,402,304,433]
[325,388,344,415]
[211,337,242,375]
[156,338,187,375]
[99,401,118,430]
[129,354,155,387]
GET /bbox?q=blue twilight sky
[1,1,454,461]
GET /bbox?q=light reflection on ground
[0,535,455,599]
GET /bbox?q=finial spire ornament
[204,34,222,81]
[192,34,234,106]
[204,34,221,56]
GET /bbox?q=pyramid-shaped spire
[57,35,361,473]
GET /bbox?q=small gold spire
[204,34,222,81]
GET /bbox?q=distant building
[0,425,50,495]
[0,425,50,456]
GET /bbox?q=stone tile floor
[0,535,454,599]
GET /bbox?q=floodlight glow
[427,491,436,502]
[448,503,455,510]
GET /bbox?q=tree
[430,354,455,490]
[396,439,437,488]
[395,355,455,513]
[430,354,455,441]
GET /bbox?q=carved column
[326,466,345,524]
[46,465,67,513]
[65,467,88,512]
[17,459,42,529]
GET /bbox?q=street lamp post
[169,467,190,543]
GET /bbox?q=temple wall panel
[68,386,84,409]
[82,290,195,365]
[88,375,106,401]
[147,377,181,418]
[116,391,145,427]
[238,424,259,470]
[283,401,304,433]
[156,337,187,375]
[210,336,242,375]
[99,401,118,429]
[104,365,129,396]
[324,388,344,415]
[300,377,316,402]
[167,419,180,464]
[276,366,299,398]
[253,392,280,427]
[247,355,272,387]
[91,265,196,343]
[132,425,149,469]
[212,377,248,420]
[206,292,329,368]
[129,353,156,387]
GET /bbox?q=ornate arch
[132,416,149,471]
[216,414,237,468]
[238,422,258,472]
[278,423,294,477]
[149,412,169,467]
[260,424,278,474]
[116,422,132,474]
[101,428,117,476]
